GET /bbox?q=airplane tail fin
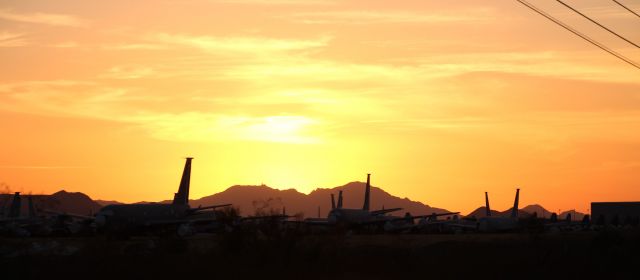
[337,191,343,209]
[485,192,491,217]
[430,212,437,222]
[172,157,193,206]
[28,196,37,218]
[404,212,414,224]
[331,194,336,210]
[511,188,520,219]
[363,173,371,211]
[8,192,21,218]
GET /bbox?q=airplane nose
[95,215,106,227]
[95,210,113,227]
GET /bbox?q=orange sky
[1,0,639,214]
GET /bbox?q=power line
[557,0,639,48]
[516,0,640,70]
[612,0,640,19]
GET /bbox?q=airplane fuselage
[477,217,518,232]
[95,204,190,232]
[327,208,390,226]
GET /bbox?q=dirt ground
[1,230,639,279]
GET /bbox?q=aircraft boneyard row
[0,158,595,238]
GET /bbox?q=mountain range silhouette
[0,190,102,216]
[1,182,585,219]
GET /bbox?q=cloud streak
[0,80,323,144]
[0,31,28,47]
[212,0,336,6]
[288,10,491,24]
[150,33,331,54]
[0,9,87,27]
[0,165,87,169]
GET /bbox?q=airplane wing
[370,208,403,216]
[408,212,461,220]
[281,218,331,225]
[241,214,291,220]
[373,212,462,224]
[41,209,95,220]
[360,212,464,228]
[143,217,221,227]
[440,222,477,229]
[188,204,232,213]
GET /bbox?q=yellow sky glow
[1,0,639,214]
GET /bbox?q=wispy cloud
[99,66,156,79]
[150,33,331,54]
[0,31,28,47]
[0,80,322,144]
[0,165,87,169]
[0,80,95,92]
[134,113,321,143]
[0,9,87,27]
[101,43,168,51]
[212,0,335,6]
[288,10,491,24]
[50,41,79,48]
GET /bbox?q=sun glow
[1,0,639,213]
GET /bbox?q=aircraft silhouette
[94,158,231,236]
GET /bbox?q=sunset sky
[1,0,639,214]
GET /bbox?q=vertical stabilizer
[28,196,37,218]
[172,157,193,206]
[331,194,336,210]
[337,191,343,209]
[485,192,491,217]
[430,212,437,222]
[511,188,520,219]
[9,192,21,218]
[363,173,371,211]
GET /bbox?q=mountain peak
[193,183,450,218]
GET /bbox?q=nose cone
[95,215,106,227]
[94,210,113,227]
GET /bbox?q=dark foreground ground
[2,229,640,279]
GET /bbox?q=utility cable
[516,0,640,70]
[557,0,639,48]
[613,0,640,19]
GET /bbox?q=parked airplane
[545,212,591,232]
[1,192,22,221]
[325,174,404,226]
[0,192,31,236]
[384,211,460,233]
[296,174,403,229]
[94,158,231,236]
[404,211,475,233]
[477,189,521,232]
[298,189,343,224]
